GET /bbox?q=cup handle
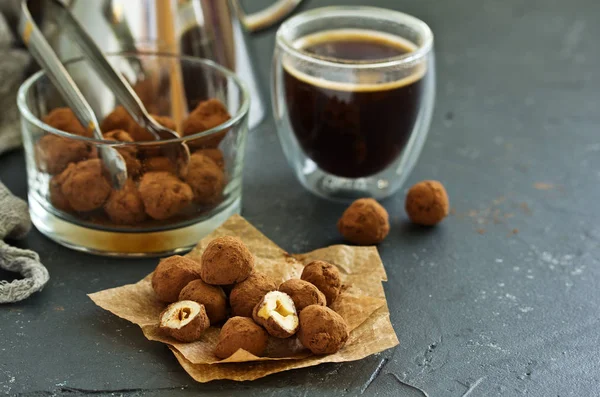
[234,0,302,32]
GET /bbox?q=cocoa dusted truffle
[179,279,228,324]
[297,305,349,354]
[337,198,390,245]
[43,107,90,137]
[151,255,202,303]
[182,99,231,148]
[279,279,326,312]
[252,291,299,338]
[200,236,254,285]
[57,159,111,212]
[142,156,178,174]
[36,134,95,175]
[183,152,225,205]
[103,130,142,178]
[159,300,210,342]
[214,316,268,359]
[405,180,450,226]
[138,172,193,220]
[104,179,146,225]
[300,260,342,305]
[100,106,134,135]
[129,114,177,141]
[49,173,72,212]
[229,272,278,318]
[196,148,225,170]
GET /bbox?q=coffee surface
[284,29,425,178]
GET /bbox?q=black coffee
[283,29,425,178]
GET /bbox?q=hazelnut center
[179,307,191,321]
[274,300,294,317]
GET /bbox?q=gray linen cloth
[0,11,49,303]
[0,11,30,155]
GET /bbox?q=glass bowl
[18,53,249,257]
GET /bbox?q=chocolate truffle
[100,106,134,135]
[405,180,450,226]
[300,260,342,305]
[252,291,299,338]
[43,107,90,137]
[58,159,111,212]
[103,130,141,177]
[195,148,225,170]
[182,99,231,148]
[279,279,326,312]
[200,236,255,285]
[214,316,268,359]
[337,198,390,245]
[229,272,278,318]
[151,255,202,303]
[183,152,226,205]
[104,179,146,225]
[36,134,95,175]
[297,305,349,355]
[129,114,177,141]
[142,156,178,174]
[138,172,193,220]
[49,173,72,212]
[159,300,210,342]
[179,279,228,324]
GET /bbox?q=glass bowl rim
[17,52,250,146]
[276,6,434,70]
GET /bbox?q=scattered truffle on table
[300,260,342,306]
[405,180,450,226]
[229,272,278,318]
[179,279,228,324]
[57,158,111,212]
[159,300,210,342]
[337,198,390,245]
[103,179,147,225]
[214,316,268,359]
[183,152,226,205]
[297,305,349,355]
[151,255,202,303]
[138,172,193,220]
[200,236,255,285]
[279,279,326,312]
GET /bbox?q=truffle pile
[37,99,231,226]
[150,236,350,357]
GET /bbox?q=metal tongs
[19,0,190,188]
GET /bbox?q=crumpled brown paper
[89,214,399,382]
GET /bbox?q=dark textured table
[2,0,600,395]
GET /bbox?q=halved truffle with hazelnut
[300,260,342,305]
[151,255,202,302]
[183,152,226,206]
[405,180,450,226]
[200,236,254,285]
[337,198,390,245]
[214,316,268,359]
[229,272,278,318]
[279,279,326,312]
[138,172,193,220]
[297,305,349,355]
[104,179,146,225]
[179,279,228,324]
[252,291,299,338]
[159,300,210,343]
[57,159,111,212]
